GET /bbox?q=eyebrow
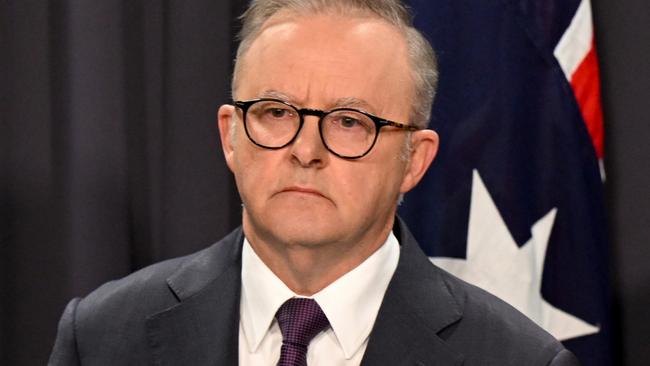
[258,89,375,113]
[330,97,373,112]
[258,89,296,102]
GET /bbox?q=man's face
[219,13,436,253]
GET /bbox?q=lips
[280,186,325,197]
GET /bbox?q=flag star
[431,170,599,341]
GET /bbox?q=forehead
[236,12,414,117]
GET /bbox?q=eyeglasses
[233,98,419,159]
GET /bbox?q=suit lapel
[361,218,465,366]
[146,229,244,366]
[143,220,465,365]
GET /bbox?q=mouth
[280,186,326,197]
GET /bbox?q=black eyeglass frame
[233,98,420,159]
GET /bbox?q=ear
[399,129,439,193]
[217,104,237,173]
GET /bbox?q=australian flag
[400,0,611,364]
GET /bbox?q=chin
[249,207,344,248]
[243,194,352,245]
[276,215,342,245]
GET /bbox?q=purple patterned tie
[275,298,330,366]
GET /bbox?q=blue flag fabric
[400,1,612,364]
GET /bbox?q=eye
[327,111,373,132]
[340,116,361,128]
[268,108,290,118]
[252,101,296,121]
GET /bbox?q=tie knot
[275,298,330,347]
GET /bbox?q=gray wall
[593,0,650,364]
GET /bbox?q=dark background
[1,0,648,365]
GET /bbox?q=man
[49,0,580,365]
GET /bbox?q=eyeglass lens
[244,100,377,158]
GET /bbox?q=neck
[243,215,395,296]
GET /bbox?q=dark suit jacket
[49,218,580,365]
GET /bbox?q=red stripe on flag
[570,39,604,159]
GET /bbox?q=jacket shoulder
[76,227,242,320]
[393,218,574,364]
[65,228,243,363]
[438,268,570,364]
[77,248,198,319]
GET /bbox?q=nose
[289,115,328,167]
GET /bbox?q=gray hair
[232,0,438,129]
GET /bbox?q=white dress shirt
[238,232,400,366]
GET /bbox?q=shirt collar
[240,239,295,353]
[240,232,400,359]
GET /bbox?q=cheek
[335,162,402,213]
[233,147,275,202]
[367,157,407,203]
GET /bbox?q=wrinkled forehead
[233,10,414,117]
[232,6,410,96]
